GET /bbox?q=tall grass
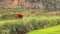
[0,16,60,34]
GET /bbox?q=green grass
[28,25,60,34]
[0,16,60,34]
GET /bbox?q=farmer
[16,13,23,19]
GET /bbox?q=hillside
[0,0,60,11]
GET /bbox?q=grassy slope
[28,25,60,34]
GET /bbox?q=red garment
[16,14,23,19]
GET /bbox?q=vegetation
[0,16,60,34]
[28,25,60,34]
[0,7,60,34]
[0,0,60,34]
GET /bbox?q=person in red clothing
[16,13,23,19]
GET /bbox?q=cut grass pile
[28,25,60,34]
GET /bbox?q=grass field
[0,8,60,34]
[28,25,60,34]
